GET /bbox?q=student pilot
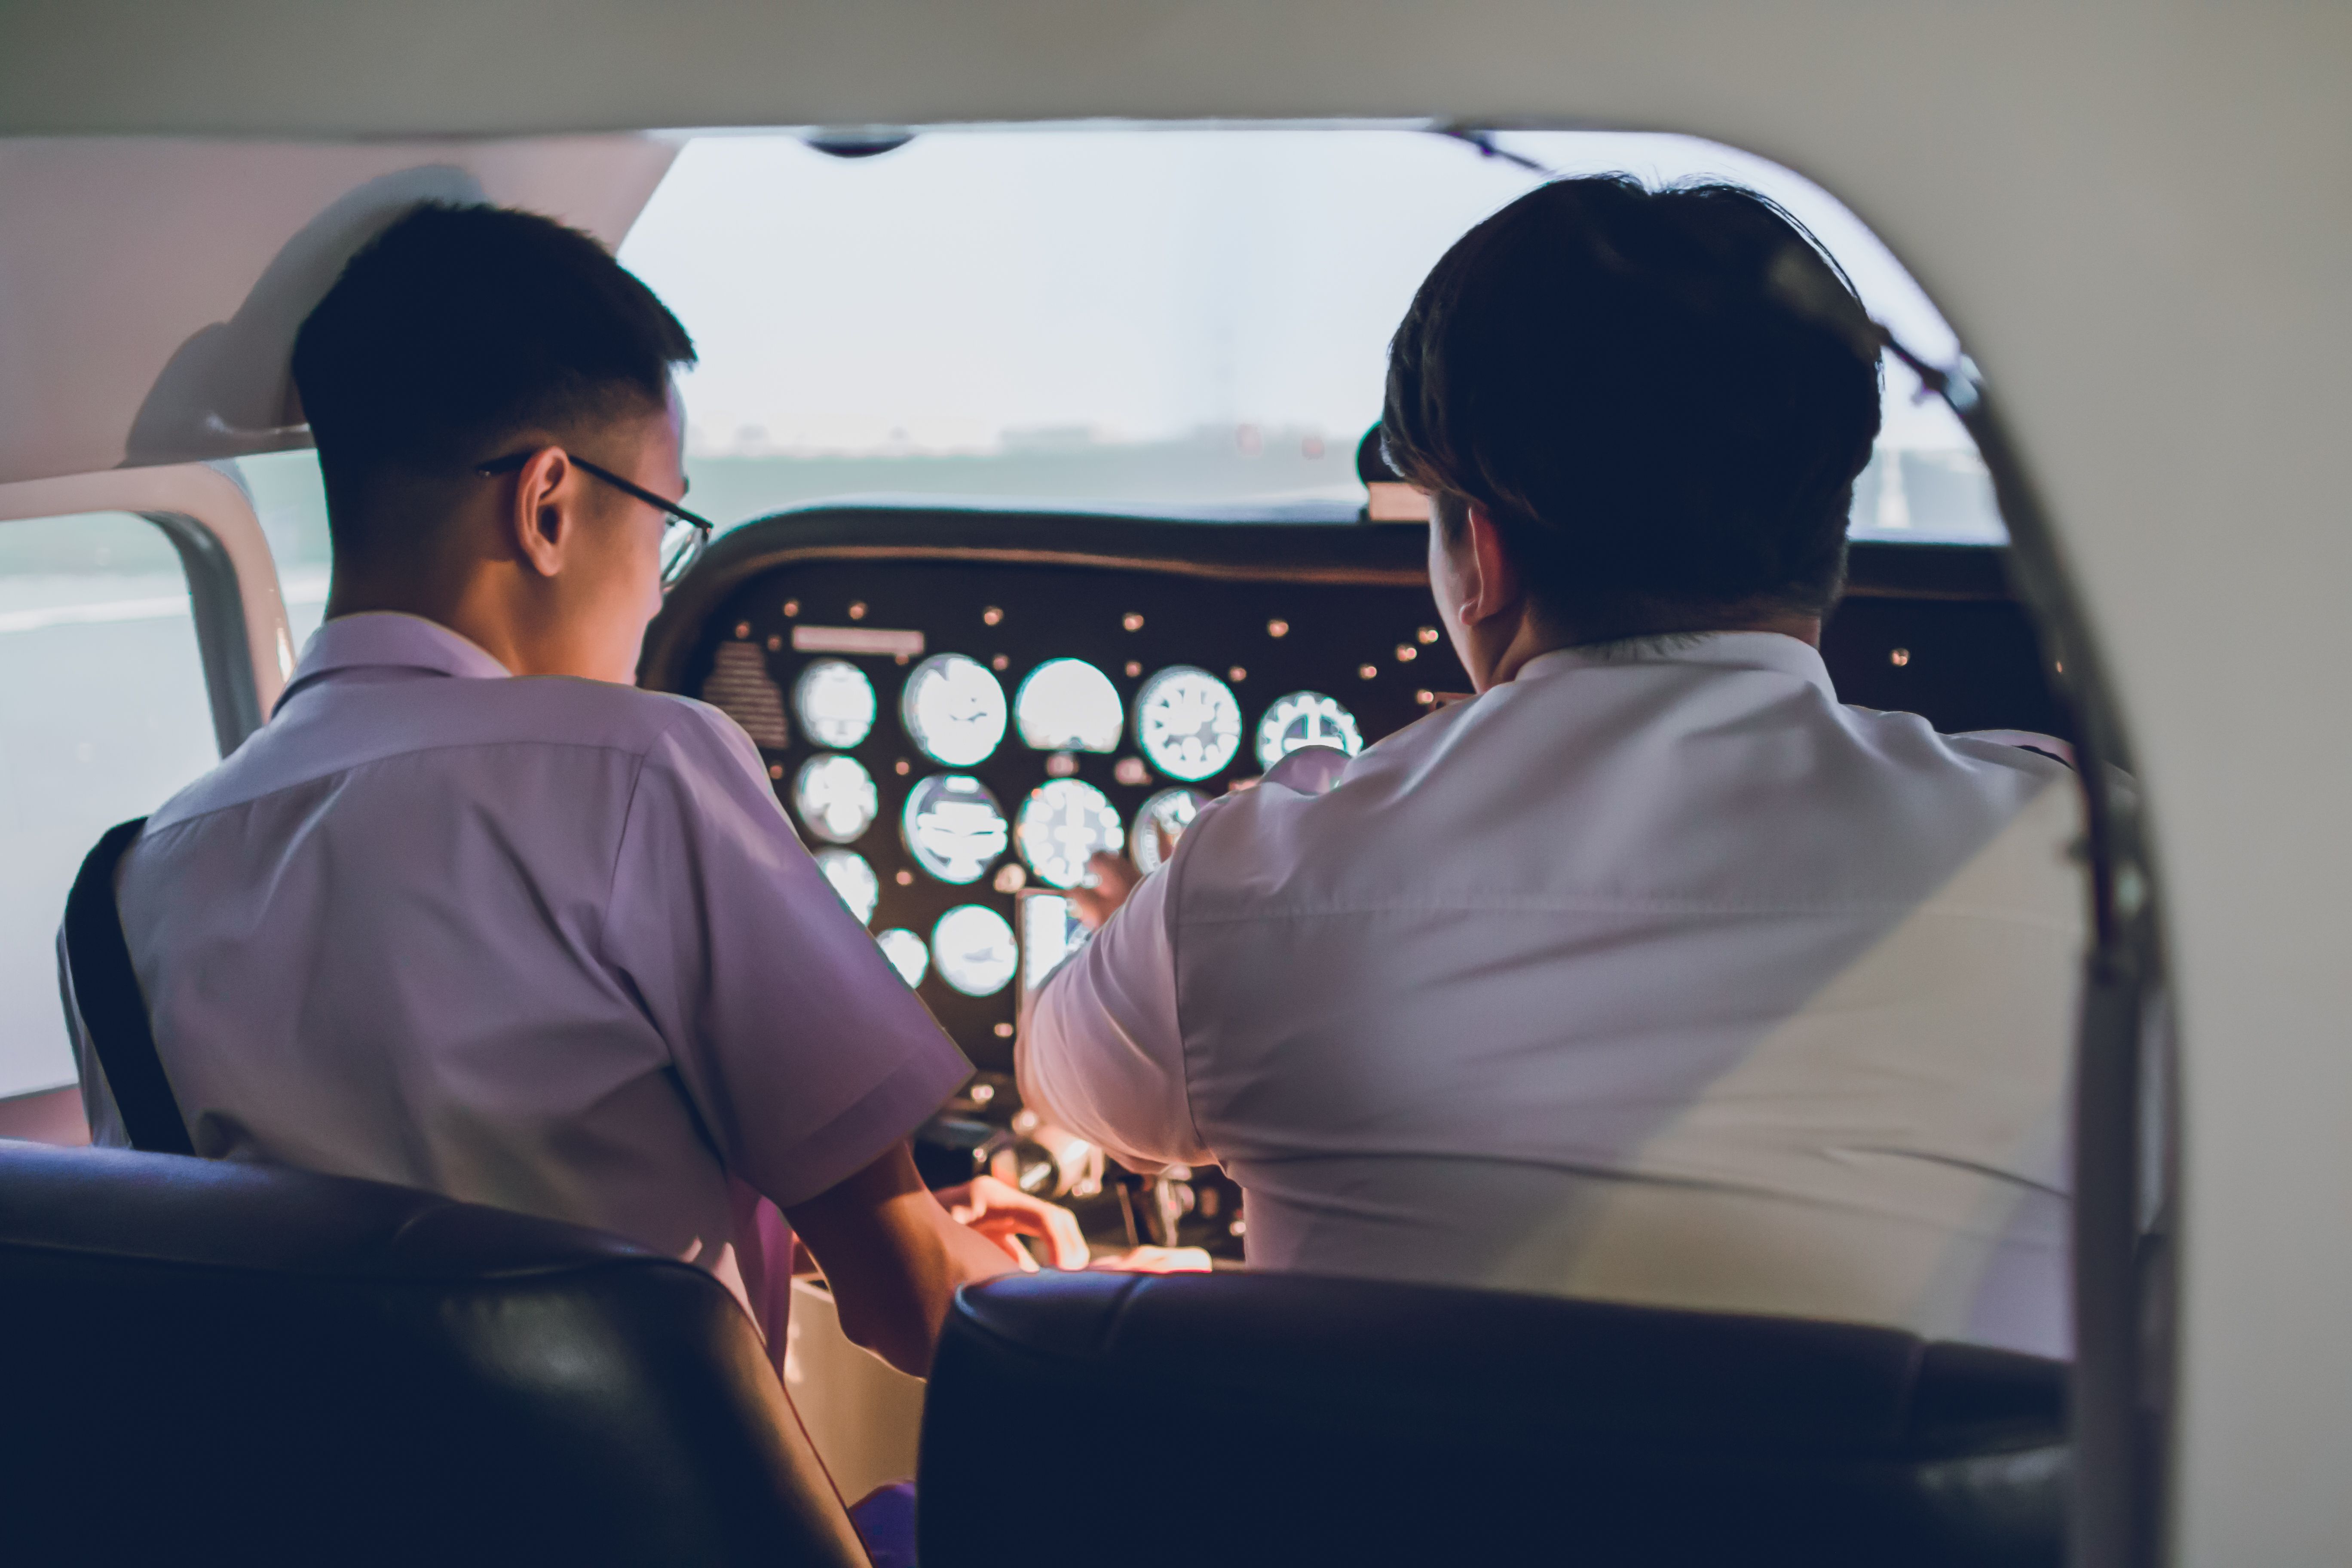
[74,204,1085,1376]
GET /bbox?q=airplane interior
[1,5,2343,1565]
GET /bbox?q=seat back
[0,1141,867,1567]
[920,1271,2066,1568]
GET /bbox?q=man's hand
[1069,850,1144,930]
[1090,1245,1213,1273]
[934,1174,1090,1271]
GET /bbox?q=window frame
[0,462,293,756]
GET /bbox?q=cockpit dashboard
[642,504,2064,1250]
[646,508,1472,1065]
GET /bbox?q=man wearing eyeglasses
[73,203,1080,1384]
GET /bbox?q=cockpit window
[613,125,2001,543]
[234,124,2005,604]
[0,512,218,1099]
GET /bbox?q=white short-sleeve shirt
[78,612,968,1284]
[1022,632,2084,1357]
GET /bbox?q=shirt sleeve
[1017,859,1207,1171]
[601,701,971,1209]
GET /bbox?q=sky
[618,124,1975,462]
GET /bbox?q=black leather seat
[0,1140,868,1567]
[920,1271,2067,1567]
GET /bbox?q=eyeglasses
[475,450,716,592]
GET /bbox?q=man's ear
[1461,503,1522,626]
[508,446,575,579]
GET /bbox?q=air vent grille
[699,642,789,748]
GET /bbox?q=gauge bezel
[1130,785,1208,874]
[1014,777,1127,888]
[1132,663,1244,782]
[901,772,1011,885]
[791,752,881,844]
[812,846,880,926]
[1014,656,1125,754]
[900,651,1009,767]
[1253,689,1366,772]
[932,903,1019,998]
[875,927,930,989]
[792,656,879,750]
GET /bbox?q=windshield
[617,123,1999,542]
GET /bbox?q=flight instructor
[71,202,1080,1378]
[1023,176,2085,1358]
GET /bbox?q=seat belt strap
[64,818,193,1156]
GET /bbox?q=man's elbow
[832,1295,939,1380]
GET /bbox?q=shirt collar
[1516,631,1839,699]
[279,613,512,702]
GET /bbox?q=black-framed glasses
[476,450,716,591]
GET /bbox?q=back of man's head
[291,202,695,561]
[1382,177,1883,640]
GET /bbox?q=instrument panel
[651,518,1467,1069]
[643,505,2065,1253]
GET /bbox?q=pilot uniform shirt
[74,612,968,1308]
[1023,631,2084,1358]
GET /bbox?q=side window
[0,512,220,1101]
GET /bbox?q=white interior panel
[0,136,676,486]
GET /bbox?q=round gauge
[902,774,1009,884]
[793,658,877,749]
[875,928,929,989]
[812,848,879,926]
[1015,779,1127,888]
[1255,691,1365,772]
[1133,665,1243,781]
[932,904,1019,998]
[1130,787,1207,874]
[792,754,879,844]
[1014,658,1124,753]
[900,653,1008,767]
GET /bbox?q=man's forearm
[786,1142,1017,1377]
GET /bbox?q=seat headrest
[0,1139,651,1275]
[0,1141,868,1568]
[920,1270,2067,1568]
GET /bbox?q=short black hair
[292,202,695,544]
[1382,176,1882,636]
